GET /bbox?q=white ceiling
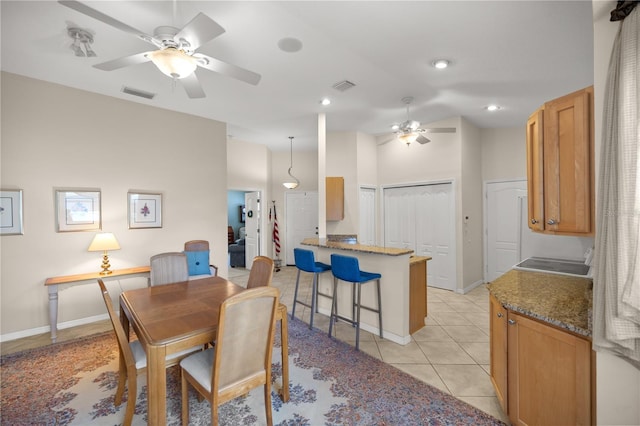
[1,1,594,152]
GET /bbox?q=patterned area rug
[1,319,504,425]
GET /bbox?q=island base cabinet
[489,294,508,414]
[507,311,592,426]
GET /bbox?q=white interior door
[285,191,319,265]
[359,186,376,245]
[244,191,260,270]
[415,183,456,291]
[484,180,527,282]
[384,183,456,291]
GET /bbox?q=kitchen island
[301,238,431,345]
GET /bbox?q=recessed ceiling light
[432,59,450,69]
[277,37,303,53]
[485,104,501,111]
[320,98,331,106]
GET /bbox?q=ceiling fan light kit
[283,136,300,189]
[147,48,198,79]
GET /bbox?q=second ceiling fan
[59,0,261,99]
[383,97,456,146]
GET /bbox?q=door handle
[508,319,516,325]
[547,219,558,225]
[497,312,503,318]
[531,219,538,224]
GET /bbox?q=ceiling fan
[58,0,261,99]
[382,97,456,146]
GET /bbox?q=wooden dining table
[119,275,290,425]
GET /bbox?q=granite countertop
[488,269,593,337]
[301,238,414,256]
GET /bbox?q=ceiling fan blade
[195,54,261,85]
[93,52,151,71]
[416,135,431,144]
[180,73,206,99]
[422,127,457,133]
[58,1,155,45]
[175,13,225,51]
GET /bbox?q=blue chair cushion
[331,254,380,283]
[185,250,211,276]
[294,248,332,274]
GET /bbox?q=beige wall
[592,1,640,423]
[0,72,228,339]
[481,127,527,181]
[326,132,358,235]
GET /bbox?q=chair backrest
[184,240,210,252]
[212,286,279,400]
[97,279,136,370]
[294,248,317,273]
[330,254,361,282]
[150,252,189,286]
[246,256,274,289]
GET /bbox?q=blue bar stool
[291,248,332,329]
[328,254,383,350]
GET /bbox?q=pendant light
[283,136,300,189]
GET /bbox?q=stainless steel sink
[514,257,592,278]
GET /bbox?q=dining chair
[149,252,189,286]
[180,286,279,426]
[97,279,201,426]
[245,255,289,402]
[184,240,218,277]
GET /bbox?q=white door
[285,191,319,265]
[384,183,456,291]
[415,183,456,291]
[244,191,261,270]
[484,180,526,282]
[359,186,376,245]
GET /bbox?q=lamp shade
[399,132,418,146]
[147,48,198,79]
[88,233,121,252]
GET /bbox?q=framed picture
[0,190,24,235]
[56,189,101,232]
[128,192,162,229]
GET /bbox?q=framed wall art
[56,189,101,232]
[0,189,24,235]
[128,192,162,229]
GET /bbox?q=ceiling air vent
[121,86,156,100]
[332,80,356,92]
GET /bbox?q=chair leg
[123,374,136,426]
[290,269,302,320]
[278,304,290,402]
[114,363,127,406]
[328,277,339,338]
[376,279,383,338]
[264,382,274,426]
[309,273,317,329]
[181,372,189,426]
[355,283,362,351]
[211,395,219,426]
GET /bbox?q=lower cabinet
[489,294,593,425]
[409,258,428,334]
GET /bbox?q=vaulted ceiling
[1,1,594,151]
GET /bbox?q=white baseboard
[0,313,110,343]
[460,279,486,294]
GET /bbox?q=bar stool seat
[328,254,383,350]
[291,248,332,329]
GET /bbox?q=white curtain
[593,5,640,367]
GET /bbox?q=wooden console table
[44,266,150,342]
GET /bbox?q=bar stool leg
[351,282,357,328]
[376,278,383,338]
[309,273,317,329]
[328,276,339,338]
[290,269,302,320]
[355,283,362,350]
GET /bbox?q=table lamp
[88,232,121,275]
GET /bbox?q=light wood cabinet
[326,177,344,221]
[526,86,594,235]
[409,257,428,334]
[489,294,508,413]
[490,295,592,425]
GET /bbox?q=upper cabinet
[526,86,594,235]
[326,177,344,221]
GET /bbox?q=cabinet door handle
[531,219,538,224]
[497,312,503,318]
[547,219,558,225]
[508,319,516,325]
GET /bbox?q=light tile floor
[1,265,509,424]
